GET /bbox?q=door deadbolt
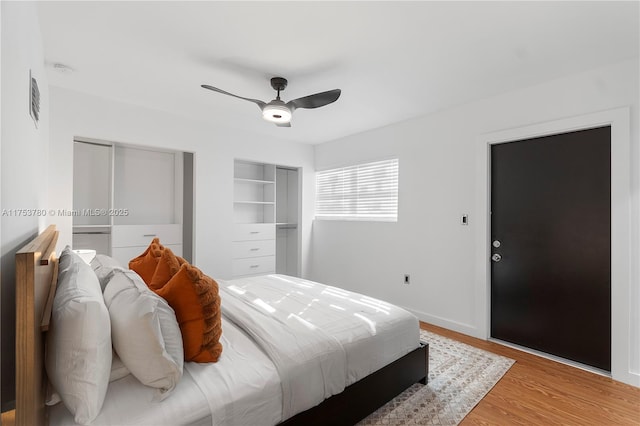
[492,240,501,248]
[491,253,502,262]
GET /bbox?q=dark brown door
[490,126,611,371]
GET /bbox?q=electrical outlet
[404,274,410,285]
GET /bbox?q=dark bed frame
[16,225,429,425]
[280,343,428,426]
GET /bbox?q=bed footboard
[279,343,428,426]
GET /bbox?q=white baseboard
[403,306,481,339]
[616,370,640,388]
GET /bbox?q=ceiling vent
[30,70,40,127]
[52,63,74,73]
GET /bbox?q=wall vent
[29,69,40,127]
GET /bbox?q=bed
[16,225,428,426]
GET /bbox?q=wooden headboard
[15,225,59,426]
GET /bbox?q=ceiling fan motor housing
[270,77,288,92]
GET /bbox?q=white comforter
[220,282,347,419]
[199,274,420,424]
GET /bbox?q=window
[315,159,398,222]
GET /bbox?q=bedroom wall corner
[628,58,640,386]
[0,1,50,410]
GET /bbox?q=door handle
[491,253,502,262]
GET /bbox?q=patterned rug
[360,330,515,425]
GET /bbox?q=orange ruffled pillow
[148,247,183,291]
[155,263,223,363]
[128,238,164,284]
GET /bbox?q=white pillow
[109,350,131,382]
[45,351,129,409]
[90,254,124,291]
[46,246,112,425]
[103,269,183,400]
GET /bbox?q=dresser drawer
[232,240,275,259]
[232,224,275,241]
[232,256,275,277]
[112,244,182,267]
[112,224,182,247]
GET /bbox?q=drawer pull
[143,234,157,237]
[249,231,260,234]
[250,248,260,251]
[250,265,260,268]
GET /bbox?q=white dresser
[111,224,183,266]
[231,224,275,277]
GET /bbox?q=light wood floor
[421,322,640,425]
[3,324,638,426]
[1,409,13,426]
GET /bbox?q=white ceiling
[37,1,639,144]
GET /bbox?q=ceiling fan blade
[201,84,266,109]
[275,122,291,128]
[286,89,341,110]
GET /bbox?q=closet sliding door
[72,140,112,254]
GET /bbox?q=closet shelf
[234,178,274,185]
[234,201,275,205]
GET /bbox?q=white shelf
[234,160,276,182]
[235,201,275,205]
[234,160,276,224]
[234,178,274,185]
[73,224,111,229]
[234,221,275,224]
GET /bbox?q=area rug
[360,330,515,425]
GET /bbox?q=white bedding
[219,282,347,419]
[49,274,419,426]
[221,275,420,386]
[49,317,281,426]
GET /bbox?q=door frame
[474,107,635,386]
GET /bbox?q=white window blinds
[315,159,398,221]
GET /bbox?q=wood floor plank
[420,322,640,425]
[1,409,15,426]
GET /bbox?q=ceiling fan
[201,77,341,127]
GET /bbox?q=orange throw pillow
[128,238,163,284]
[149,247,181,291]
[155,263,223,363]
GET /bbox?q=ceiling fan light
[262,103,292,124]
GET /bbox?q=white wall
[311,59,639,387]
[0,1,50,409]
[1,3,3,414]
[48,87,315,281]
